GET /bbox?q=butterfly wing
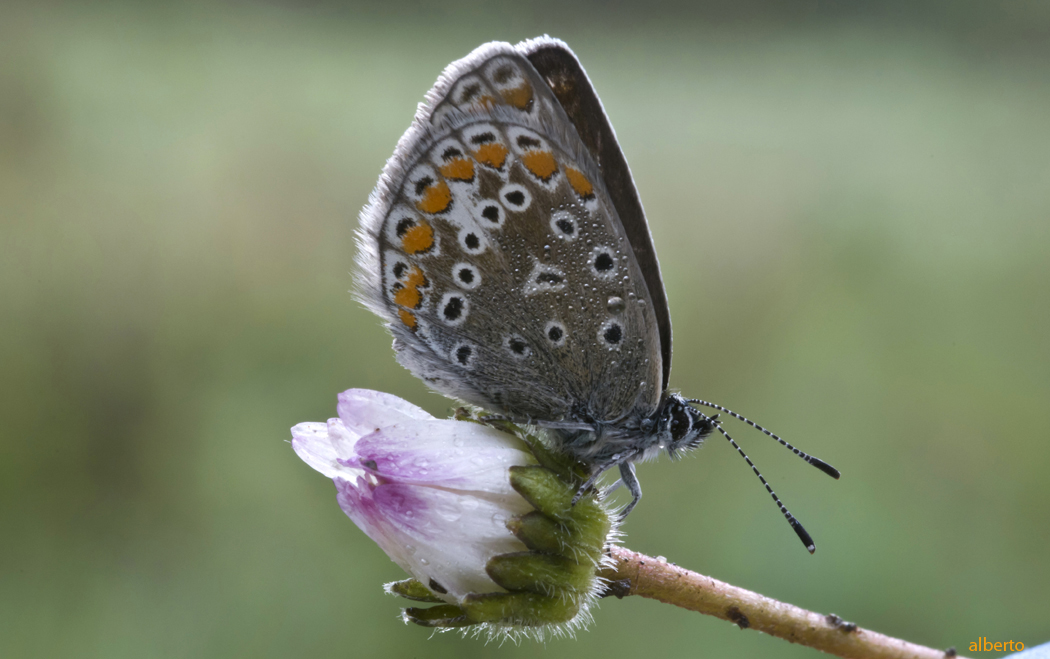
[520,38,673,391]
[356,38,664,426]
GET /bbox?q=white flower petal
[354,419,535,494]
[336,389,432,435]
[372,483,530,598]
[296,389,546,604]
[291,422,352,479]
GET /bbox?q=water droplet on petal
[607,296,625,313]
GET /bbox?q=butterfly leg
[618,462,642,519]
[571,449,630,505]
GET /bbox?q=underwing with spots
[355,36,839,550]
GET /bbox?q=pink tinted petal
[336,389,432,435]
[355,419,534,492]
[372,483,528,598]
[335,478,510,600]
[291,422,360,479]
[334,477,416,573]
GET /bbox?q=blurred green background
[2,1,1048,657]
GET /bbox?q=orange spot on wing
[500,83,533,109]
[477,95,499,109]
[439,157,474,181]
[393,285,419,309]
[566,167,594,199]
[404,266,427,289]
[398,309,417,329]
[415,181,451,214]
[474,143,508,170]
[523,150,557,181]
[401,222,435,254]
[393,266,428,309]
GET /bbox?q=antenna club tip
[812,458,841,480]
[791,519,816,553]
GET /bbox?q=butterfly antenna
[706,416,817,553]
[688,399,840,480]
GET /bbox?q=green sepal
[510,466,607,528]
[403,604,472,628]
[506,511,568,555]
[461,591,579,626]
[486,551,595,597]
[506,511,605,566]
[403,591,581,628]
[512,430,580,482]
[385,578,445,603]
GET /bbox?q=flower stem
[599,547,962,659]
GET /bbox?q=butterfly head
[658,394,716,460]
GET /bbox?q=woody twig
[599,547,962,659]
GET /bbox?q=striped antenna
[703,414,818,553]
[688,399,840,480]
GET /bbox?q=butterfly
[355,36,838,551]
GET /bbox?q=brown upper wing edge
[518,36,673,390]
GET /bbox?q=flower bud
[292,389,616,639]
